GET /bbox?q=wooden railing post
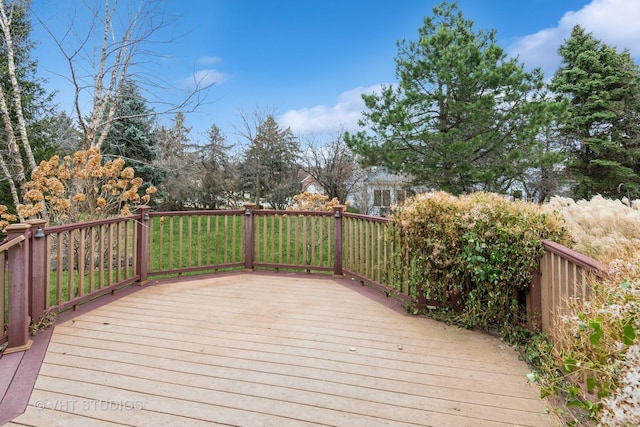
[136,205,151,286]
[332,205,345,277]
[5,223,33,353]
[244,203,256,271]
[26,219,47,324]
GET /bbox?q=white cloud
[509,0,640,74]
[279,84,385,135]
[182,69,225,88]
[197,56,222,65]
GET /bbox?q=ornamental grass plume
[544,195,640,263]
[543,195,640,425]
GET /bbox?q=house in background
[348,167,414,217]
[301,168,417,216]
[301,174,324,195]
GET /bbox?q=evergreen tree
[345,1,552,195]
[199,123,234,209]
[39,111,83,156]
[550,25,640,199]
[101,80,166,195]
[240,115,300,209]
[155,112,193,210]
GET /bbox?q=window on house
[373,189,391,207]
[396,190,406,205]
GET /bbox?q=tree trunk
[0,86,27,203]
[0,0,37,171]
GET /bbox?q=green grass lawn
[148,213,246,273]
[253,213,334,268]
[147,212,336,273]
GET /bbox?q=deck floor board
[9,273,558,426]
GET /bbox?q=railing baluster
[168,217,174,270]
[98,225,105,288]
[286,215,292,264]
[310,216,316,266]
[56,233,62,304]
[263,214,268,264]
[88,226,95,292]
[302,216,308,267]
[270,215,275,265]
[178,216,184,270]
[214,215,219,265]
[187,215,192,268]
[207,215,212,266]
[147,216,154,273]
[232,214,237,264]
[116,222,123,284]
[278,214,284,265]
[45,234,51,309]
[107,224,114,285]
[129,220,135,279]
[224,215,229,265]
[67,230,75,301]
[156,218,162,271]
[78,228,85,297]
[197,216,202,267]
[366,220,372,278]
[297,215,300,265]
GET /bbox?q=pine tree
[198,124,234,209]
[241,115,300,209]
[155,112,193,209]
[101,80,166,196]
[550,25,640,199]
[345,1,552,195]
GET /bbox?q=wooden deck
[5,273,558,426]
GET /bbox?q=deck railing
[1,227,30,353]
[342,213,414,303]
[146,209,246,276]
[531,240,608,334]
[42,215,142,313]
[1,204,606,353]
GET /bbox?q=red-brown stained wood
[0,250,5,337]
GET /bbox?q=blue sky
[29,0,640,146]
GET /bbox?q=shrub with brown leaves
[17,148,157,225]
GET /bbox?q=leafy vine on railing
[389,192,572,335]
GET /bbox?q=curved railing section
[1,204,607,353]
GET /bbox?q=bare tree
[349,167,374,215]
[300,132,359,204]
[38,0,213,149]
